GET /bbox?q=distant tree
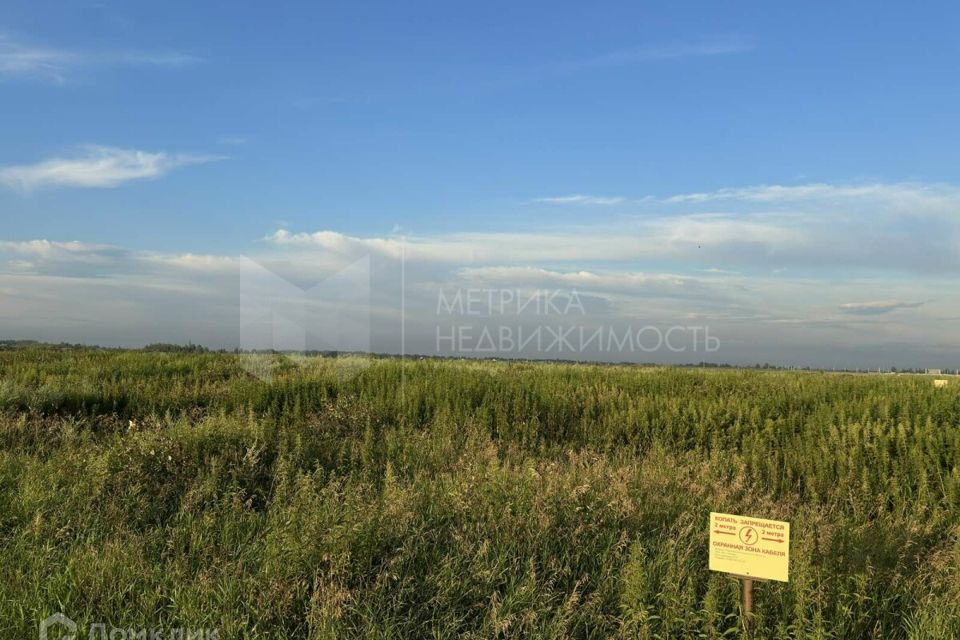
[142,342,208,353]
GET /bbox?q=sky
[2,1,960,369]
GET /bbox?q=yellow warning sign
[709,512,790,582]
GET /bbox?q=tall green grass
[0,347,957,638]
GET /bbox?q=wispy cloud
[535,194,626,206]
[274,179,960,275]
[264,205,949,274]
[569,37,753,71]
[531,181,960,273]
[840,301,925,315]
[538,182,960,213]
[0,33,200,83]
[703,267,740,275]
[0,146,224,192]
[0,239,110,256]
[655,182,960,213]
[217,136,249,146]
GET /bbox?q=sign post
[709,512,790,635]
[741,577,754,633]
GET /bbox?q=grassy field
[1,347,958,638]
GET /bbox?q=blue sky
[2,1,960,367]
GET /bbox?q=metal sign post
[740,576,755,635]
[739,576,763,638]
[729,574,762,635]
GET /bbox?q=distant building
[926,368,943,375]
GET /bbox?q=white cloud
[649,212,805,247]
[265,201,957,273]
[0,33,199,83]
[529,181,960,272]
[656,182,960,214]
[840,301,925,315]
[152,253,249,272]
[570,37,754,70]
[105,52,199,67]
[0,146,223,191]
[268,229,411,259]
[0,239,107,256]
[535,194,626,206]
[703,267,740,275]
[536,182,960,215]
[454,266,718,303]
[217,136,248,146]
[0,239,134,278]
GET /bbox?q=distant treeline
[0,339,955,373]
